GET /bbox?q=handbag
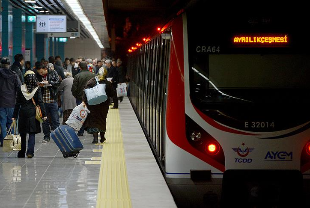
[84,76,107,105]
[32,98,43,123]
[3,120,21,152]
[116,83,127,97]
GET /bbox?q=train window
[187,5,310,132]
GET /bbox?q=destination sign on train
[233,35,288,46]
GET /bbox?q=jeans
[76,99,84,134]
[42,102,60,138]
[20,133,35,155]
[0,107,14,143]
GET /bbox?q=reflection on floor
[0,121,102,208]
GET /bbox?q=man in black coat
[54,59,66,81]
[11,54,24,83]
[0,57,21,147]
[106,59,119,109]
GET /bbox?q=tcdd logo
[264,151,293,161]
[232,143,254,157]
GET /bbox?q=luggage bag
[51,125,83,158]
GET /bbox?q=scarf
[24,70,38,93]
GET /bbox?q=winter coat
[71,70,96,101]
[0,67,22,108]
[107,66,118,87]
[58,77,76,111]
[54,60,66,80]
[36,68,60,100]
[117,65,127,83]
[13,86,46,134]
[82,78,115,131]
[10,61,24,83]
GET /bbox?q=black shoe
[100,137,106,143]
[0,143,3,147]
[92,139,98,144]
[42,137,50,143]
[18,151,25,158]
[77,132,84,136]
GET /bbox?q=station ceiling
[7,0,191,54]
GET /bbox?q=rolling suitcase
[51,125,83,158]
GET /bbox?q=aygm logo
[264,151,293,161]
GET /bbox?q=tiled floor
[0,122,102,208]
[0,97,176,208]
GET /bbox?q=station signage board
[36,15,67,33]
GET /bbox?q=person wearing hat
[12,70,47,158]
[0,57,22,147]
[71,61,96,136]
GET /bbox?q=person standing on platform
[116,59,126,103]
[57,73,76,124]
[72,57,82,77]
[106,59,119,109]
[13,70,47,158]
[71,61,96,136]
[36,62,61,143]
[83,68,115,143]
[11,54,25,83]
[0,57,21,147]
[54,59,66,81]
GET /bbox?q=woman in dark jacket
[13,70,47,158]
[83,68,115,143]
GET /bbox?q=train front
[166,3,310,207]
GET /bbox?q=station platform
[0,98,177,208]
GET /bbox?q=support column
[49,37,54,57]
[1,0,9,57]
[35,34,45,61]
[45,37,49,60]
[57,40,65,61]
[26,16,34,66]
[12,8,22,56]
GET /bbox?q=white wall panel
[64,38,101,60]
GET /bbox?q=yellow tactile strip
[96,108,132,208]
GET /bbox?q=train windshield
[187,5,310,132]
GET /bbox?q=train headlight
[306,142,310,155]
[206,142,220,155]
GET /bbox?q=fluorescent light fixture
[63,0,104,48]
[25,0,36,3]
[39,10,48,13]
[33,6,43,9]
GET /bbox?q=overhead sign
[233,35,289,47]
[36,15,67,33]
[27,16,36,23]
[47,32,80,38]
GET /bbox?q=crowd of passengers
[0,53,128,158]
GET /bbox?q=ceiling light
[33,6,43,9]
[63,0,104,48]
[25,0,37,3]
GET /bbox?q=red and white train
[128,1,309,207]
